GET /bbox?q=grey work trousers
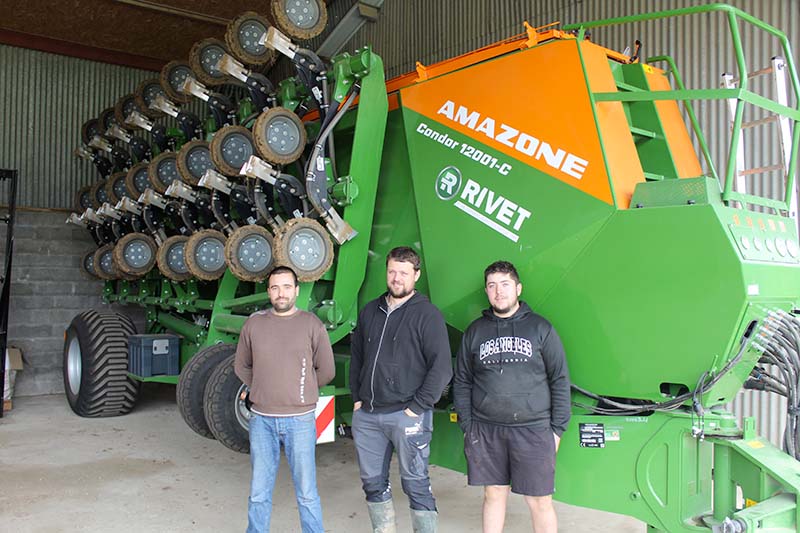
[351,408,436,511]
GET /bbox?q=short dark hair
[267,265,298,286]
[484,260,520,284]
[386,246,421,271]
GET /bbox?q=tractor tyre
[126,162,151,198]
[115,93,140,127]
[225,11,277,67]
[189,38,230,87]
[204,354,250,453]
[160,60,193,104]
[81,118,101,145]
[93,243,119,280]
[75,185,93,212]
[148,152,180,194]
[157,235,193,282]
[209,125,255,177]
[113,232,158,277]
[185,229,228,281]
[135,78,166,119]
[177,343,236,439]
[105,171,130,204]
[273,217,334,282]
[176,140,213,186]
[97,107,117,137]
[253,107,307,165]
[224,225,275,282]
[90,179,110,209]
[79,249,99,279]
[63,309,139,417]
[269,0,328,41]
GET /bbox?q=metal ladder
[723,57,797,219]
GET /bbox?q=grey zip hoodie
[453,302,571,435]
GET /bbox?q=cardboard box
[4,347,24,407]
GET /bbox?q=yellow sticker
[747,440,765,449]
[745,498,758,508]
[449,413,458,423]
[643,64,655,74]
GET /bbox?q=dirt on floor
[0,385,643,532]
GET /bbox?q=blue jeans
[351,408,436,511]
[247,412,324,533]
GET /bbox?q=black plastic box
[128,334,180,377]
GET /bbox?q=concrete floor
[0,385,644,532]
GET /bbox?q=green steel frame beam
[326,49,388,343]
[647,55,719,182]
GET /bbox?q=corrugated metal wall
[0,45,158,209]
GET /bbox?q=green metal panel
[399,103,615,331]
[357,106,430,306]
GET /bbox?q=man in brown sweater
[235,265,335,533]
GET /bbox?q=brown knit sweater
[234,309,335,416]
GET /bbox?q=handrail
[647,55,719,183]
[564,3,800,214]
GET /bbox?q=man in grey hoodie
[453,260,570,533]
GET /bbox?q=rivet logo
[434,166,531,243]
[435,166,462,200]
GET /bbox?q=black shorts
[463,421,556,496]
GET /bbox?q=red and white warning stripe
[314,395,335,444]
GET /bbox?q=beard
[491,303,513,314]
[387,284,412,299]
[490,298,519,316]
[272,298,294,313]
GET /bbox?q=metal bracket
[217,53,250,83]
[74,145,95,161]
[97,202,123,220]
[88,135,113,153]
[151,94,181,118]
[117,197,142,216]
[260,27,298,60]
[198,169,234,195]
[139,189,168,209]
[240,155,279,185]
[165,180,199,203]
[65,213,87,227]
[83,207,105,224]
[182,77,211,102]
[125,110,154,131]
[106,124,132,144]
